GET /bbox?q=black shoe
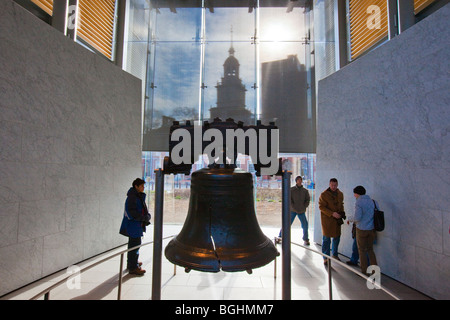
[346,260,358,266]
[332,255,341,261]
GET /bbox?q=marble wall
[314,4,450,299]
[0,1,142,296]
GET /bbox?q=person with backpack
[352,185,378,275]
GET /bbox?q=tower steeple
[209,25,251,124]
[229,25,235,56]
[223,25,239,78]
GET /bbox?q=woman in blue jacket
[120,178,151,275]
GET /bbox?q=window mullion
[255,0,261,122]
[198,2,206,124]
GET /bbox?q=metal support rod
[273,238,277,279]
[397,0,415,33]
[114,0,127,68]
[281,170,292,300]
[336,0,349,69]
[387,0,399,39]
[67,0,78,40]
[328,258,333,300]
[44,292,50,300]
[117,253,124,300]
[151,169,165,300]
[51,0,69,34]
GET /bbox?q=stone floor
[2,225,431,301]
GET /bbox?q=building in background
[209,43,253,124]
[261,55,314,153]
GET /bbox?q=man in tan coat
[319,178,344,265]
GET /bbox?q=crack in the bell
[209,203,222,270]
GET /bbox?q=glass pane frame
[202,41,256,123]
[151,42,202,125]
[136,1,318,227]
[141,0,316,154]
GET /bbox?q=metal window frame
[339,0,417,65]
[14,0,124,64]
[13,0,51,24]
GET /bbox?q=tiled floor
[2,225,431,300]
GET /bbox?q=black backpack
[373,200,385,232]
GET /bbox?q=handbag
[373,200,385,232]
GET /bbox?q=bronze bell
[164,166,279,273]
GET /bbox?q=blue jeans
[350,237,372,264]
[278,212,309,241]
[349,237,359,263]
[322,235,340,260]
[127,237,141,270]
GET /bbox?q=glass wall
[123,0,442,230]
[135,0,316,154]
[124,0,151,134]
[126,0,321,229]
[313,0,337,83]
[203,7,256,122]
[142,151,316,229]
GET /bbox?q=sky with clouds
[140,6,308,129]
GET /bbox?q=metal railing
[29,235,176,300]
[288,240,400,300]
[29,169,400,300]
[29,234,400,300]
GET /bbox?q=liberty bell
[163,119,280,273]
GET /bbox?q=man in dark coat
[120,178,151,275]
